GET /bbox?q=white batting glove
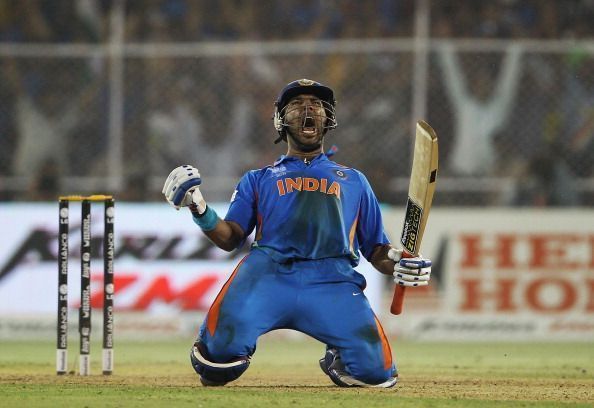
[387,248,432,287]
[162,165,206,212]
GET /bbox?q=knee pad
[190,342,250,386]
[319,348,398,388]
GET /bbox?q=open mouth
[302,117,317,135]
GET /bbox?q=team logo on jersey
[334,170,347,179]
[277,177,340,198]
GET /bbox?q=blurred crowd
[3,0,594,42]
[0,0,593,206]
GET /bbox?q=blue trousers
[198,248,396,384]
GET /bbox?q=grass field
[1,335,593,407]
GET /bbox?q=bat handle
[390,250,413,315]
[390,285,406,315]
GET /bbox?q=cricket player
[162,79,432,388]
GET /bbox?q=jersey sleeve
[356,172,390,261]
[224,170,258,237]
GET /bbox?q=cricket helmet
[273,79,337,144]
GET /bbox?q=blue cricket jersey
[224,153,389,266]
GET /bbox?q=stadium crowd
[3,1,594,42]
[0,0,593,206]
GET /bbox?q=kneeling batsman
[163,164,431,286]
[162,164,432,387]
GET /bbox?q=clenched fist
[387,248,432,287]
[162,165,206,213]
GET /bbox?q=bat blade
[390,120,438,315]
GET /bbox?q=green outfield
[0,335,592,407]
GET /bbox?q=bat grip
[390,250,413,315]
[390,286,406,315]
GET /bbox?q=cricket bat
[390,120,438,315]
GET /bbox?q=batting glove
[162,165,206,212]
[387,248,432,287]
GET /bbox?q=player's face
[284,94,327,149]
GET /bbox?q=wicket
[57,195,115,376]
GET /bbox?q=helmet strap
[273,133,285,144]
